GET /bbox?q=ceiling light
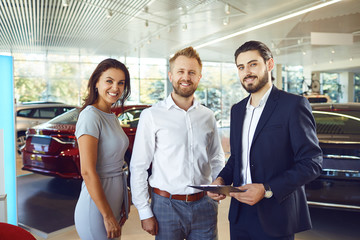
[194,0,341,49]
[62,0,70,7]
[147,39,151,44]
[224,3,230,14]
[106,9,113,18]
[275,49,280,55]
[329,59,333,64]
[302,50,306,55]
[331,49,335,54]
[223,17,229,26]
[349,57,353,61]
[182,23,187,31]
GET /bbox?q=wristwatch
[264,183,273,199]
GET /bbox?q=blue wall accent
[0,55,17,224]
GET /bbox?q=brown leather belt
[153,188,206,202]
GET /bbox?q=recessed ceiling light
[106,9,113,18]
[223,17,229,26]
[62,0,69,7]
[224,3,230,14]
[182,23,187,31]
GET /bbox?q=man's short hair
[169,46,202,71]
[234,40,273,64]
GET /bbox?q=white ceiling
[0,0,359,72]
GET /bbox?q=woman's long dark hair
[81,58,131,111]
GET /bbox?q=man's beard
[242,69,269,94]
[173,81,196,98]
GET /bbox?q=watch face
[265,190,273,198]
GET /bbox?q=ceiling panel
[0,0,359,72]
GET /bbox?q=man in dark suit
[208,40,323,240]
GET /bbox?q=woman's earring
[95,88,98,93]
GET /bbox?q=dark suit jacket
[218,86,323,237]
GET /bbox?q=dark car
[21,105,149,179]
[305,103,360,211]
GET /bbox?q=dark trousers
[230,203,294,240]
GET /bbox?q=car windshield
[118,109,144,128]
[48,108,79,124]
[313,110,360,135]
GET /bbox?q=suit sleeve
[270,97,323,202]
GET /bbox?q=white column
[339,72,354,103]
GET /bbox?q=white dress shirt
[241,86,272,185]
[130,95,225,220]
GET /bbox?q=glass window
[354,73,360,102]
[321,73,340,103]
[220,63,245,127]
[282,66,305,94]
[139,79,166,104]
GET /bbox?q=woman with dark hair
[74,58,131,239]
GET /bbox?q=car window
[118,109,144,128]
[48,108,80,124]
[17,109,33,117]
[39,108,58,118]
[313,111,360,135]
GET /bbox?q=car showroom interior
[0,0,360,239]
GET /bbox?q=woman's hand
[104,215,122,239]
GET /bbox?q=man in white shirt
[130,46,225,240]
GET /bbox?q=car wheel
[17,131,26,155]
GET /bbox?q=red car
[21,105,149,179]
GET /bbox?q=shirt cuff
[138,206,154,220]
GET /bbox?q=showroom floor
[15,156,360,240]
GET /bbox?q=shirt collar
[165,94,200,111]
[246,84,273,110]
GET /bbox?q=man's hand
[229,183,265,205]
[207,177,227,201]
[141,216,158,235]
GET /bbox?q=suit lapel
[252,86,280,145]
